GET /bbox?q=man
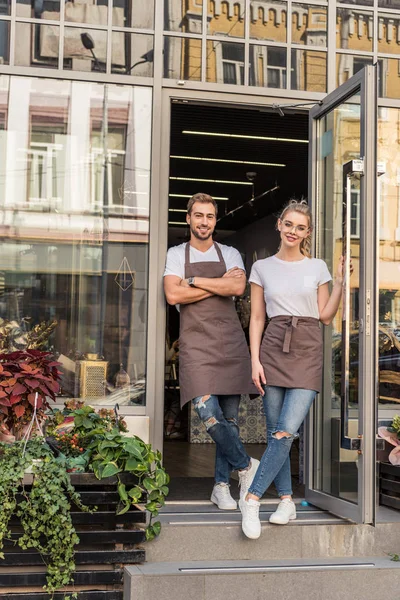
[164,192,259,510]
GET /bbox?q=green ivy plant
[47,403,170,540]
[0,437,93,599]
[88,430,169,541]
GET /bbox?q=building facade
[1,0,400,520]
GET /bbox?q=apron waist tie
[283,316,299,354]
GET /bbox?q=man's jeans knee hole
[272,430,298,440]
[226,417,238,427]
[205,416,218,430]
[194,395,211,409]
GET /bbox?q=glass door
[305,66,378,523]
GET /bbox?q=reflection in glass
[65,0,108,26]
[112,33,154,77]
[314,96,361,502]
[1,0,10,16]
[207,41,245,84]
[249,45,286,88]
[377,107,400,407]
[379,0,400,7]
[338,0,373,5]
[292,3,327,47]
[164,37,201,81]
[164,0,202,33]
[378,13,400,56]
[113,0,154,29]
[15,23,59,68]
[63,28,107,72]
[250,1,287,43]
[16,0,60,20]
[336,53,373,86]
[0,21,10,64]
[291,49,326,92]
[336,9,373,53]
[208,0,245,38]
[0,77,152,406]
[378,58,400,99]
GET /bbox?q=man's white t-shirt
[164,242,245,280]
[249,255,332,319]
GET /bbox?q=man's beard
[190,224,214,241]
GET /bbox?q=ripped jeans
[192,394,250,484]
[248,386,316,499]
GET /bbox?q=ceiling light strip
[169,194,229,200]
[169,209,187,212]
[170,177,252,186]
[168,221,188,225]
[170,155,286,167]
[182,130,309,144]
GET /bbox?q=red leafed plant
[0,350,61,441]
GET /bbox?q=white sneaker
[240,498,261,539]
[238,458,260,501]
[210,483,237,510]
[269,498,296,524]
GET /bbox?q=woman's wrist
[334,277,344,288]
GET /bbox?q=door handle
[341,160,363,451]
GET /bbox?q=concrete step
[124,557,400,600]
[146,501,400,562]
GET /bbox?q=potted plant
[0,436,93,599]
[0,349,61,443]
[46,402,170,540]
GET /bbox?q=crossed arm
[164,268,246,306]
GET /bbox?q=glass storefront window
[112,33,154,77]
[164,36,202,81]
[377,107,400,407]
[63,28,107,72]
[336,53,373,87]
[164,0,202,34]
[249,45,286,88]
[338,0,373,5]
[250,1,287,43]
[0,21,10,64]
[16,0,61,20]
[15,23,60,69]
[378,13,400,56]
[292,3,327,47]
[379,57,400,99]
[65,0,108,26]
[207,0,245,38]
[291,49,327,92]
[207,41,245,84]
[1,0,10,16]
[113,0,154,29]
[379,0,400,7]
[336,8,373,53]
[0,76,152,406]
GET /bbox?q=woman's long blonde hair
[278,199,313,258]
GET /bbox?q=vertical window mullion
[201,0,207,81]
[9,0,16,66]
[244,0,250,86]
[59,0,65,70]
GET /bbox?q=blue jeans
[248,386,316,499]
[192,394,250,484]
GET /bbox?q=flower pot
[24,459,42,474]
[0,431,16,444]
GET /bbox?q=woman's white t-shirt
[249,255,332,319]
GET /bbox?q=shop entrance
[163,99,309,502]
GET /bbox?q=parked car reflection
[333,326,400,404]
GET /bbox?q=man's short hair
[187,193,218,216]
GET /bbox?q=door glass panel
[377,107,400,409]
[314,94,361,502]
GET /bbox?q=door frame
[151,86,321,456]
[305,66,378,523]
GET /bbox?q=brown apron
[260,315,323,393]
[178,242,256,407]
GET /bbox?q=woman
[240,199,350,540]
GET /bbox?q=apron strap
[283,316,299,354]
[184,242,190,266]
[214,242,224,263]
